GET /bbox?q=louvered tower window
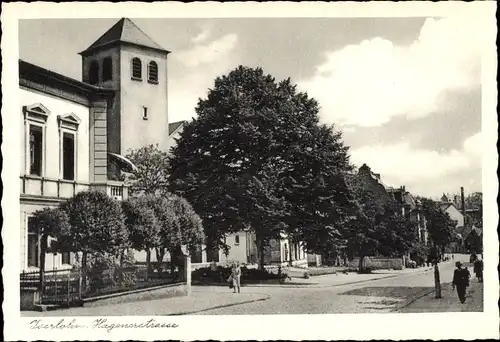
[148,61,158,84]
[131,57,142,80]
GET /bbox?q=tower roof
[79,18,169,56]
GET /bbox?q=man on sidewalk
[473,258,483,283]
[452,261,470,304]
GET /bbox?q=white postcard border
[2,2,498,341]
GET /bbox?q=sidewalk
[269,265,435,288]
[22,289,270,317]
[399,279,484,313]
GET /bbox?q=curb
[392,287,436,312]
[193,268,435,289]
[392,278,457,312]
[191,281,319,287]
[168,294,271,316]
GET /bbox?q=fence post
[67,271,71,306]
[78,271,83,302]
[55,276,58,303]
[184,255,191,296]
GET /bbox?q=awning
[108,152,138,173]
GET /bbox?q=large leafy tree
[466,192,483,227]
[376,210,418,257]
[125,144,170,196]
[142,195,181,272]
[168,66,354,257]
[344,171,418,270]
[139,194,204,273]
[58,190,128,287]
[121,196,159,279]
[280,124,355,258]
[170,195,205,252]
[169,194,205,272]
[465,228,483,254]
[421,197,455,258]
[224,168,289,269]
[344,172,387,262]
[30,207,70,291]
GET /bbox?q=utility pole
[432,245,442,298]
[434,261,442,298]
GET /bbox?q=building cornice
[19,60,116,105]
[79,40,171,57]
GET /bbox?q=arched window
[148,61,158,83]
[89,61,99,85]
[102,57,113,81]
[131,57,142,80]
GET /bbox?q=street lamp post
[430,244,442,299]
[434,261,441,298]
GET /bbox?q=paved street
[23,255,481,316]
[196,256,482,315]
[194,267,438,314]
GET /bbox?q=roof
[439,202,453,211]
[168,121,186,135]
[19,59,115,97]
[403,193,416,209]
[470,226,483,237]
[80,18,169,56]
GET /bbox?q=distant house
[438,201,466,253]
[465,226,483,253]
[357,164,428,244]
[165,121,186,153]
[439,202,465,227]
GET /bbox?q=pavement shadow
[340,286,434,298]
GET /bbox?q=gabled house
[438,201,466,253]
[357,164,428,244]
[439,202,464,227]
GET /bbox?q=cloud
[169,33,239,121]
[298,15,483,127]
[350,132,482,197]
[175,33,238,68]
[191,24,213,44]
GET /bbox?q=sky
[18,16,483,198]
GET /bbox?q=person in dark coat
[452,261,470,303]
[473,258,483,283]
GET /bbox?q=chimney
[460,187,466,225]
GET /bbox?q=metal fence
[21,265,183,306]
[20,269,82,306]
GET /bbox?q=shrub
[358,256,373,274]
[192,266,287,282]
[86,252,138,294]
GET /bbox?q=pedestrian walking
[452,261,470,304]
[473,258,483,283]
[230,262,242,294]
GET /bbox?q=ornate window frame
[23,103,50,177]
[58,113,81,181]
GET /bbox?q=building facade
[19,61,130,273]
[21,18,309,272]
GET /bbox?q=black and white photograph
[1,2,498,341]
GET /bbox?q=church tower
[79,18,170,158]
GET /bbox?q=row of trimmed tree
[123,66,459,270]
[32,190,204,289]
